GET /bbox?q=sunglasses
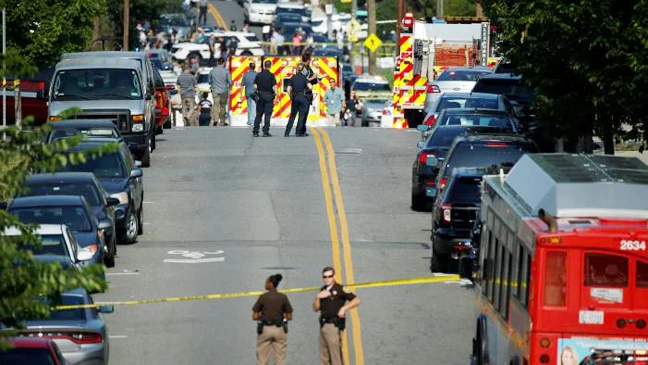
[322,275,334,279]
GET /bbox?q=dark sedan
[435,108,520,133]
[0,338,68,365]
[20,173,120,267]
[57,138,144,244]
[7,195,109,267]
[45,119,121,144]
[411,125,514,211]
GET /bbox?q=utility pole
[476,1,484,17]
[2,7,6,138]
[123,0,130,51]
[396,0,404,39]
[436,0,444,18]
[367,0,376,75]
[350,0,357,72]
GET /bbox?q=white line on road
[109,335,128,339]
[143,201,155,204]
[106,272,140,276]
[163,257,225,264]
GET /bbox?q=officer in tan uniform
[313,266,360,365]
[253,274,293,365]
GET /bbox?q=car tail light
[23,331,103,344]
[485,142,508,147]
[424,179,436,186]
[418,152,427,165]
[439,177,448,190]
[442,204,451,222]
[424,114,436,126]
[427,85,441,93]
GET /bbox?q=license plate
[425,187,437,197]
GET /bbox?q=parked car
[433,108,520,133]
[49,57,156,167]
[360,99,389,126]
[4,224,94,270]
[275,3,312,23]
[430,169,484,272]
[411,125,515,211]
[57,138,144,245]
[423,92,519,125]
[7,195,110,267]
[271,12,302,30]
[0,338,68,365]
[380,99,393,128]
[426,66,492,106]
[351,76,391,101]
[170,32,264,64]
[20,172,120,264]
[146,49,174,71]
[471,73,533,112]
[45,120,122,144]
[244,0,279,25]
[16,288,113,365]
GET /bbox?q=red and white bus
[471,153,648,365]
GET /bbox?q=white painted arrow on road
[164,250,226,264]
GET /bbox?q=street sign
[364,33,382,53]
[349,18,361,32]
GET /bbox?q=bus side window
[637,260,648,288]
[481,229,491,296]
[544,251,567,306]
[486,230,496,302]
[514,243,523,299]
[584,253,628,287]
[522,252,531,308]
[500,248,513,318]
[494,238,502,310]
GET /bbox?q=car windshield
[434,97,499,112]
[436,70,491,81]
[10,207,92,232]
[49,127,119,142]
[354,82,390,91]
[23,183,102,206]
[440,113,513,129]
[472,79,534,101]
[447,177,482,204]
[0,348,56,364]
[25,234,69,257]
[253,0,278,3]
[52,69,143,100]
[48,295,86,321]
[426,126,512,148]
[442,143,535,177]
[58,152,125,178]
[276,7,308,16]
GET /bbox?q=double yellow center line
[208,3,229,31]
[312,128,365,365]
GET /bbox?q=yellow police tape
[55,275,461,310]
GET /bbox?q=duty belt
[319,317,345,330]
[261,319,284,327]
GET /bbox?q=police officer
[313,266,360,365]
[285,63,312,137]
[298,53,318,136]
[253,274,293,365]
[253,60,278,137]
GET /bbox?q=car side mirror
[106,197,120,207]
[130,168,143,179]
[135,160,142,168]
[77,249,94,262]
[98,220,112,230]
[417,125,428,132]
[416,141,424,149]
[98,305,114,314]
[425,156,439,167]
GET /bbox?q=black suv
[57,138,144,244]
[411,125,516,211]
[430,169,483,272]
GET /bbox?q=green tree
[0,52,111,349]
[2,0,107,70]
[482,0,648,153]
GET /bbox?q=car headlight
[110,192,129,205]
[132,124,144,132]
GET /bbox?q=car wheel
[411,191,426,211]
[241,50,252,56]
[430,248,448,273]
[121,209,139,244]
[141,140,151,168]
[137,203,144,235]
[151,131,157,150]
[104,237,116,268]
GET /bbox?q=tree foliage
[1,0,107,70]
[482,0,648,153]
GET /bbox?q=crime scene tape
[55,275,461,310]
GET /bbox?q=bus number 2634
[620,240,647,251]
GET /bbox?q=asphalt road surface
[95,126,475,364]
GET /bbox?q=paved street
[96,126,475,364]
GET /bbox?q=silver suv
[48,58,156,166]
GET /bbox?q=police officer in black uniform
[253,60,278,137]
[313,266,360,365]
[285,62,312,137]
[253,274,293,365]
[298,53,318,137]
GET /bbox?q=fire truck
[391,14,495,129]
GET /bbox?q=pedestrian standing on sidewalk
[313,266,360,365]
[253,60,278,137]
[252,274,293,365]
[284,62,311,137]
[208,58,232,126]
[198,0,208,25]
[176,63,197,126]
[242,62,258,126]
[324,78,345,126]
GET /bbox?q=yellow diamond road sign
[364,33,382,53]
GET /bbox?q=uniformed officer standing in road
[253,60,278,137]
[313,267,360,365]
[253,274,293,365]
[284,63,312,137]
[298,53,318,136]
